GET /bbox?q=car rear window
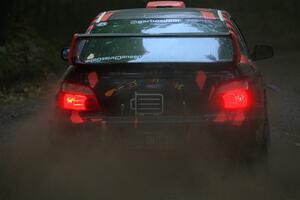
[77,37,233,64]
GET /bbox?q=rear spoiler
[68,32,240,64]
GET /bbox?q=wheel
[256,89,271,159]
[246,90,270,174]
[48,120,83,151]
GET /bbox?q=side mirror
[251,45,274,61]
[61,48,70,61]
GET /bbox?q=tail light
[58,82,100,111]
[212,79,251,110]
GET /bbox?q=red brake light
[212,80,251,110]
[201,11,217,20]
[146,1,186,8]
[221,88,249,109]
[58,82,100,111]
[62,94,87,111]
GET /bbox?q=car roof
[101,8,230,21]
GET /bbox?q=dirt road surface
[0,52,299,200]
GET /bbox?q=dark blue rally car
[52,1,274,157]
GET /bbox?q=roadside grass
[0,76,58,104]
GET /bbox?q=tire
[48,120,81,150]
[48,121,123,155]
[257,89,271,159]
[246,90,270,174]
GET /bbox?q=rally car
[52,1,274,157]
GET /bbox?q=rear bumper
[51,113,263,147]
[64,110,261,124]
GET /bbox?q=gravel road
[0,51,299,200]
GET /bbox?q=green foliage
[0,24,62,91]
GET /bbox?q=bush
[0,24,62,92]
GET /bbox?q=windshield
[91,19,229,34]
[78,37,233,63]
